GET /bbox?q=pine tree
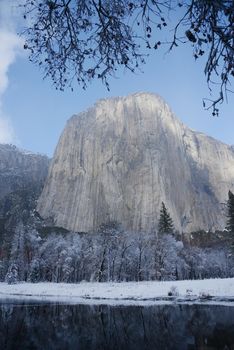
[158,202,174,234]
[5,263,19,285]
[28,259,40,283]
[226,190,234,234]
[10,222,26,281]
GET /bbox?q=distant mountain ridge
[0,144,50,200]
[0,144,50,234]
[37,92,234,233]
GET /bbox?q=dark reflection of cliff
[0,301,234,350]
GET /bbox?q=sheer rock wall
[37,93,234,232]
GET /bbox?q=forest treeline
[1,192,234,284]
[2,220,234,284]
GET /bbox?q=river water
[0,301,234,349]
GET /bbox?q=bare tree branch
[22,0,234,115]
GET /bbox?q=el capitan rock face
[37,93,234,233]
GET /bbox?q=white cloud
[0,31,23,94]
[0,0,26,32]
[0,116,15,144]
[0,1,25,144]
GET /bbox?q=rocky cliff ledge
[37,93,234,232]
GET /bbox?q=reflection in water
[0,301,234,350]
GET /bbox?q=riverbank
[0,278,234,305]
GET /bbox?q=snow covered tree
[226,190,234,234]
[5,264,19,285]
[28,259,40,283]
[133,231,150,281]
[9,222,26,281]
[158,202,174,235]
[149,234,183,281]
[94,222,122,282]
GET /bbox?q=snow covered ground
[0,278,234,306]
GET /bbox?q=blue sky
[0,1,233,157]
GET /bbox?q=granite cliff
[37,93,234,232]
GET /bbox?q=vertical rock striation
[37,93,234,232]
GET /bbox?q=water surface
[0,301,234,349]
